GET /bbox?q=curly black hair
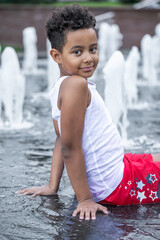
[46,4,96,52]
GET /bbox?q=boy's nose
[83,52,93,63]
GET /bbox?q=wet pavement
[0,61,160,239]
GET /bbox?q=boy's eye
[74,50,81,55]
[90,47,97,53]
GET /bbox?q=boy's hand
[16,185,56,198]
[72,199,108,220]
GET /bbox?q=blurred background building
[0,0,160,54]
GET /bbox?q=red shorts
[100,153,160,205]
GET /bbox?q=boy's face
[54,28,99,79]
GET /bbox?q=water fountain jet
[22,27,38,74]
[124,46,140,108]
[103,51,128,141]
[141,33,159,85]
[0,47,25,128]
[98,23,123,65]
[46,39,60,91]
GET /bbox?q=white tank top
[49,76,124,202]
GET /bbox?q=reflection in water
[112,204,160,239]
[0,64,160,239]
[38,196,124,240]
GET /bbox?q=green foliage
[0,43,23,53]
[0,0,132,6]
[0,0,57,3]
[119,0,139,3]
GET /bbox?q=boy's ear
[50,49,62,64]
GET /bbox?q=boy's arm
[60,76,108,220]
[49,120,64,192]
[16,120,64,197]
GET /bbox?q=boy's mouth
[80,66,94,72]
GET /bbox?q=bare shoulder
[58,75,88,110]
[60,75,88,93]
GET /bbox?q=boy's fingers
[16,189,26,194]
[72,203,108,220]
[85,210,90,220]
[16,190,29,196]
[16,189,32,194]
[91,211,96,220]
[72,208,79,217]
[103,208,108,214]
[79,210,85,220]
[16,188,38,196]
[30,191,41,198]
[98,205,108,214]
[21,192,30,196]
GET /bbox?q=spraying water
[141,34,151,82]
[46,39,60,91]
[124,46,140,108]
[98,22,123,65]
[0,47,25,128]
[103,51,128,141]
[141,33,159,85]
[98,22,111,64]
[154,23,160,68]
[22,27,38,74]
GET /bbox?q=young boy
[17,4,160,220]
